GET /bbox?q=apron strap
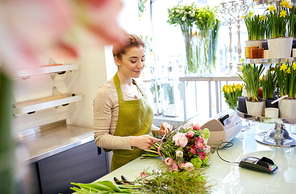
[132,79,145,98]
[113,73,124,101]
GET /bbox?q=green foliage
[194,5,217,39]
[238,63,265,101]
[261,66,277,99]
[135,165,211,194]
[243,11,266,40]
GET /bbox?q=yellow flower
[261,15,266,20]
[222,85,226,92]
[226,87,230,93]
[268,5,276,12]
[280,10,287,17]
[229,86,233,93]
[292,63,296,70]
[241,15,245,19]
[280,64,288,71]
[281,0,291,8]
[249,11,254,17]
[286,67,291,74]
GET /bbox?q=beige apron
[111,73,153,171]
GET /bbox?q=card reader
[239,156,278,174]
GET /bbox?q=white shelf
[15,63,79,78]
[13,94,82,115]
[245,57,296,64]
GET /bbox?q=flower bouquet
[222,83,244,110]
[261,66,277,99]
[143,123,211,171]
[167,3,198,74]
[275,61,296,98]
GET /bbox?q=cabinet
[29,141,108,194]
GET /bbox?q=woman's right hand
[130,135,161,150]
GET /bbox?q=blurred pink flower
[169,162,179,172]
[184,162,194,171]
[187,131,195,138]
[173,133,188,148]
[176,150,183,158]
[179,162,185,169]
[203,145,211,155]
[193,123,200,131]
[198,151,206,160]
[164,157,174,166]
[0,0,124,75]
[140,172,147,178]
[195,137,204,149]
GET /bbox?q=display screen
[245,157,259,164]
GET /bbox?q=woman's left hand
[159,122,172,136]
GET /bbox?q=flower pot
[265,98,278,108]
[279,99,296,118]
[245,40,265,49]
[267,37,293,58]
[238,96,248,113]
[246,100,264,117]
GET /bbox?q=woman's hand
[130,135,161,150]
[159,122,172,136]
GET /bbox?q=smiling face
[115,46,145,79]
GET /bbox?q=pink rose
[140,172,147,178]
[164,157,174,166]
[176,150,183,158]
[193,123,200,131]
[203,145,211,155]
[187,131,195,138]
[179,162,185,169]
[184,162,194,171]
[173,133,188,147]
[198,151,206,160]
[169,162,179,172]
[195,137,204,149]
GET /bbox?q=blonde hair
[112,30,145,60]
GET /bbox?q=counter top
[14,122,94,163]
[96,122,296,193]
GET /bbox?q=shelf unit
[12,93,82,115]
[245,57,296,64]
[14,63,79,78]
[241,0,296,147]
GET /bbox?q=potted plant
[243,11,267,50]
[261,66,278,108]
[265,2,295,58]
[275,61,296,118]
[222,83,244,110]
[238,63,265,116]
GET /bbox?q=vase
[267,37,293,58]
[238,96,248,113]
[278,99,296,118]
[195,29,212,75]
[246,100,264,117]
[182,27,196,75]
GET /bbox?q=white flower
[180,10,184,14]
[189,11,192,14]
[191,13,195,17]
[176,150,183,158]
[182,16,186,21]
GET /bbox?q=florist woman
[94,31,171,171]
